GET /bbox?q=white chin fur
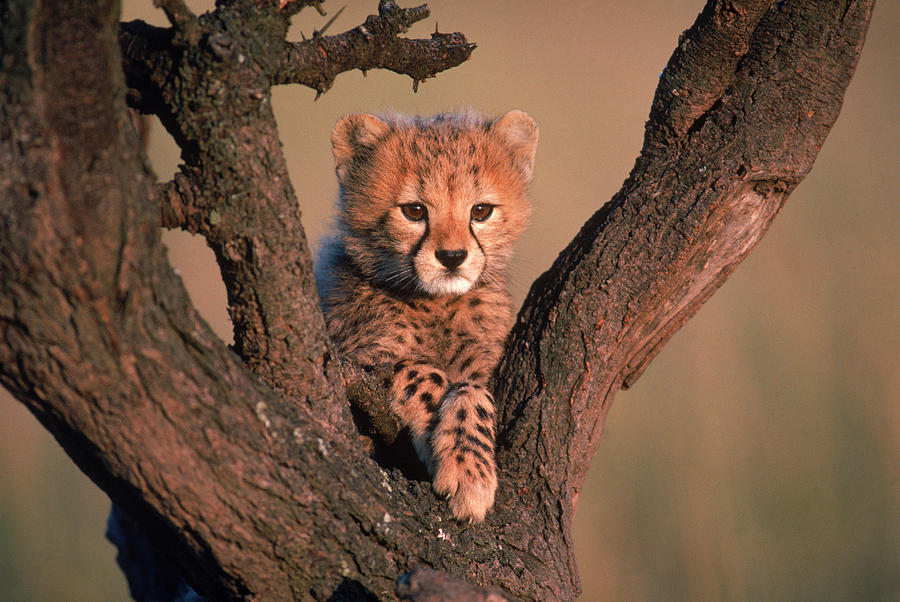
[420,274,474,296]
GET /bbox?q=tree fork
[0,0,874,599]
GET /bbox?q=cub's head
[330,111,538,296]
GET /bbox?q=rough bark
[0,0,873,600]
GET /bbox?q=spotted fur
[317,110,538,522]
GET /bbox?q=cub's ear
[331,113,390,182]
[490,110,539,182]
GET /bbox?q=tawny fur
[317,110,538,522]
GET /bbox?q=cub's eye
[400,203,427,222]
[470,203,494,222]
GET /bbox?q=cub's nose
[434,249,468,270]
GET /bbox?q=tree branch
[495,0,874,521]
[275,1,475,94]
[120,7,346,407]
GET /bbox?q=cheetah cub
[317,110,538,522]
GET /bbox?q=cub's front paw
[430,383,498,522]
[433,456,497,523]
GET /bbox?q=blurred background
[1,0,897,599]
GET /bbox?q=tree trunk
[0,0,874,599]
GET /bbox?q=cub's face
[331,111,538,296]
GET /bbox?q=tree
[0,0,875,599]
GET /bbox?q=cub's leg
[390,361,449,473]
[430,383,497,522]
